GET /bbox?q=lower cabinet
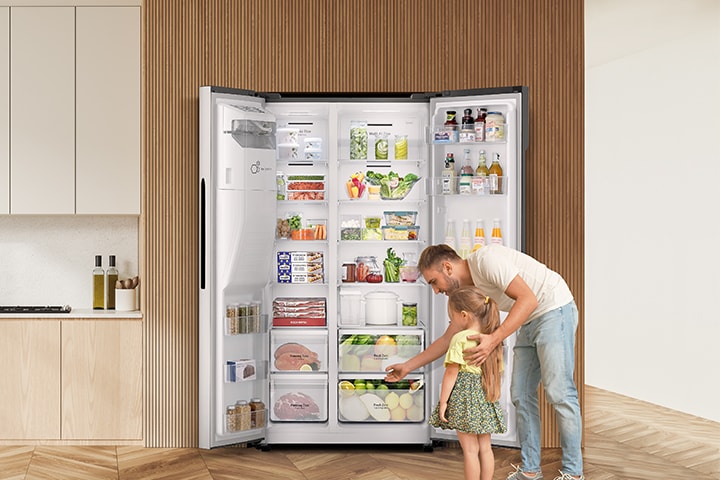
[0,318,142,442]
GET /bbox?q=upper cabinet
[10,7,76,214]
[5,6,140,215]
[76,7,140,214]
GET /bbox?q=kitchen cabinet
[10,6,75,214]
[76,7,140,214]
[0,8,8,215]
[7,6,140,215]
[0,320,61,440]
[62,320,142,440]
[0,318,142,443]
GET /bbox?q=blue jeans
[510,301,583,476]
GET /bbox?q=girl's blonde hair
[447,286,503,402]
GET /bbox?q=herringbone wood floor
[1,386,718,480]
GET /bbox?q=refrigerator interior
[200,87,525,449]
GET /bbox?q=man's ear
[443,260,453,276]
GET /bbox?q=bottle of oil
[93,255,105,310]
[106,255,119,310]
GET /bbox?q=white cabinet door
[0,8,8,214]
[76,7,140,215]
[10,7,75,214]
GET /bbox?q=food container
[337,375,425,423]
[304,137,322,150]
[399,265,421,283]
[355,255,382,283]
[361,228,382,241]
[270,373,328,422]
[339,289,363,326]
[383,211,418,226]
[382,225,420,241]
[304,150,322,161]
[363,291,401,325]
[350,121,368,160]
[367,185,381,200]
[277,127,299,145]
[271,329,328,372]
[485,111,506,141]
[402,303,418,326]
[278,143,299,160]
[340,215,362,240]
[364,216,381,229]
[338,332,424,372]
[394,134,408,160]
[374,132,389,160]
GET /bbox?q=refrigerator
[198,85,528,449]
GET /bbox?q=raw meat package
[272,297,327,326]
[270,373,328,422]
[271,329,328,371]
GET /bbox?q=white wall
[0,216,138,309]
[585,0,720,422]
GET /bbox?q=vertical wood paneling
[143,0,583,448]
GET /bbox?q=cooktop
[0,305,72,314]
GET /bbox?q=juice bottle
[491,219,503,245]
[489,152,503,194]
[472,219,486,251]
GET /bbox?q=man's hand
[384,362,410,382]
[463,332,498,366]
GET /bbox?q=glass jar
[226,404,237,432]
[235,400,251,431]
[249,398,266,428]
[374,132,389,160]
[355,255,381,283]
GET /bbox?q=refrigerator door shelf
[337,374,425,423]
[426,124,508,145]
[270,373,328,422]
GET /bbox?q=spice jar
[235,400,251,431]
[342,262,356,283]
[249,398,266,428]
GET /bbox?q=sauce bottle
[460,108,475,142]
[444,111,458,142]
[474,108,487,142]
[459,149,474,195]
[489,152,503,194]
[441,153,456,194]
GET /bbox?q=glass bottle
[105,255,119,310]
[441,153,456,194]
[459,149,473,195]
[472,150,489,195]
[473,219,486,251]
[474,108,487,142]
[491,219,503,245]
[459,108,475,142]
[444,111,458,142]
[444,219,457,250]
[459,219,472,258]
[489,152,503,194]
[249,398,266,428]
[93,255,105,310]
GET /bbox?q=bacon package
[272,297,326,326]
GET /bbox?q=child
[429,285,506,480]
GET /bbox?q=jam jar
[355,255,382,283]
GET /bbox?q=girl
[429,285,506,480]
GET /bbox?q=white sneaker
[506,464,544,480]
[553,471,584,480]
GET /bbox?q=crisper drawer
[338,329,424,373]
[271,329,328,372]
[270,373,328,422]
[337,374,425,423]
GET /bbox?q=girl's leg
[456,431,481,480]
[477,433,494,480]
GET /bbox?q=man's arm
[464,274,537,365]
[384,321,462,381]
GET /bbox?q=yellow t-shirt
[444,329,483,374]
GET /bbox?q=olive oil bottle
[106,255,119,310]
[93,255,105,310]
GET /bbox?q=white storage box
[271,329,328,372]
[270,373,328,422]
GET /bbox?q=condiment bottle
[471,150,489,195]
[93,255,104,310]
[444,110,458,142]
[474,108,487,141]
[105,255,118,310]
[459,108,475,142]
[441,153,456,194]
[459,219,472,258]
[459,149,474,195]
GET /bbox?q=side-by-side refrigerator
[199,86,528,449]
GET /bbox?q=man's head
[418,244,471,296]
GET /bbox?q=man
[385,243,584,480]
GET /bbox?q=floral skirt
[429,370,507,434]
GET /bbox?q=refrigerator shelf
[428,176,507,196]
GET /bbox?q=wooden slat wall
[142,0,584,448]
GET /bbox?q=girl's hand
[439,402,448,422]
[384,363,409,382]
[463,332,497,366]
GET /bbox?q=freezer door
[199,86,275,448]
[427,87,526,448]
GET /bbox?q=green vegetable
[287,175,324,181]
[383,247,404,283]
[365,170,421,199]
[288,214,302,230]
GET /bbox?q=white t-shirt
[467,244,574,323]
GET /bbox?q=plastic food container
[278,143,299,160]
[383,211,418,226]
[304,150,322,161]
[304,137,322,150]
[364,216,382,229]
[337,375,425,423]
[277,128,299,145]
[382,225,420,241]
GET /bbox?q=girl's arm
[438,363,460,422]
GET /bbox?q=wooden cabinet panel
[10,7,75,214]
[62,320,142,440]
[0,321,61,439]
[0,8,8,214]
[76,7,140,214]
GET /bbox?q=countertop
[0,309,143,319]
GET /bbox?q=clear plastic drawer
[270,373,328,422]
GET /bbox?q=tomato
[366,273,383,283]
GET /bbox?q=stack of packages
[276,251,324,283]
[272,297,327,326]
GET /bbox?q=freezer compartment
[338,330,424,373]
[271,329,328,372]
[270,373,328,422]
[337,375,425,423]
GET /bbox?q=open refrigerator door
[427,87,527,448]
